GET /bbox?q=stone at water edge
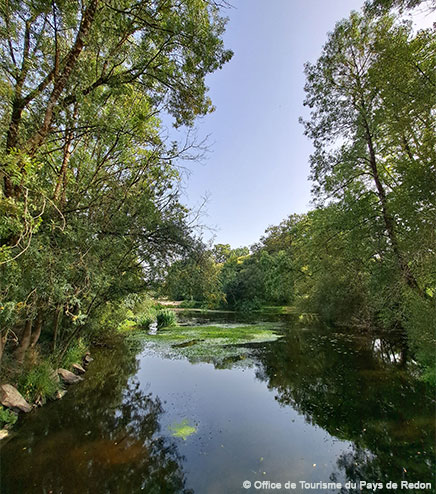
[55,389,67,400]
[0,429,10,440]
[72,363,86,374]
[57,368,84,384]
[83,353,93,365]
[0,384,32,413]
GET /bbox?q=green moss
[168,419,197,440]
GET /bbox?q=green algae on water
[168,419,197,440]
[137,323,284,368]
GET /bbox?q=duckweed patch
[134,323,284,367]
[168,419,197,440]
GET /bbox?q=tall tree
[0,0,232,363]
[302,12,435,295]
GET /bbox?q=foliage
[0,406,18,428]
[299,10,435,376]
[17,360,61,403]
[0,0,232,365]
[156,309,177,329]
[365,0,436,14]
[163,247,225,307]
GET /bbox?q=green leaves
[0,0,232,361]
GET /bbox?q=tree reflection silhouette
[255,326,435,490]
[0,342,193,494]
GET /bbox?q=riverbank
[0,342,92,439]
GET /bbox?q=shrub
[136,307,157,330]
[0,406,18,428]
[18,360,60,403]
[118,318,137,332]
[234,298,262,312]
[156,309,177,328]
[404,293,436,385]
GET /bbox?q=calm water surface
[0,312,434,493]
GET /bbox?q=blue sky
[172,0,426,248]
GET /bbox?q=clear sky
[173,0,432,248]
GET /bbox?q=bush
[136,307,157,330]
[404,293,436,385]
[156,309,177,328]
[18,360,60,403]
[0,406,18,428]
[234,298,262,312]
[118,318,137,332]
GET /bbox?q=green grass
[17,360,61,403]
[61,338,88,369]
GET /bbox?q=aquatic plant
[168,419,197,440]
[156,309,177,329]
[0,406,18,428]
[142,323,283,367]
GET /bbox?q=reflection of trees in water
[255,328,435,488]
[0,344,192,494]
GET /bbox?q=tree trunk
[364,122,421,293]
[14,319,32,364]
[0,330,9,366]
[30,311,43,348]
[2,102,24,197]
[52,306,62,352]
[27,0,99,156]
[54,105,78,204]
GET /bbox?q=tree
[365,0,436,14]
[302,12,435,295]
[301,10,435,378]
[0,0,232,364]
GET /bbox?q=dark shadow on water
[253,326,435,492]
[1,317,434,494]
[0,340,193,494]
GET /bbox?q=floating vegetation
[133,323,284,368]
[168,419,197,440]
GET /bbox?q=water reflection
[0,341,192,494]
[254,326,435,490]
[1,316,434,494]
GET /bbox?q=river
[0,311,434,493]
